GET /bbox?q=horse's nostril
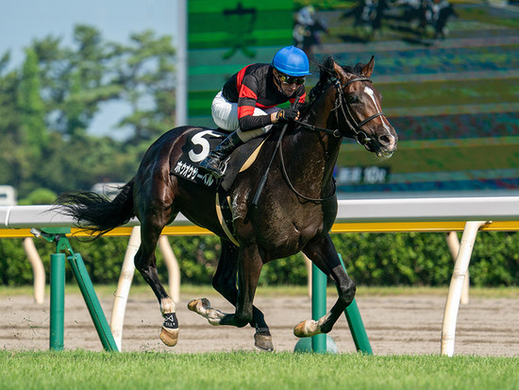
[379,135,390,145]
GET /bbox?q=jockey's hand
[276,108,299,122]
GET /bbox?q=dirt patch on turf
[2,291,519,356]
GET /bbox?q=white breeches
[211,90,280,142]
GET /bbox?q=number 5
[188,130,221,163]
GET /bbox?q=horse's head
[331,56,398,158]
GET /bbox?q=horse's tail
[55,178,136,239]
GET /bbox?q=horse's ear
[361,56,375,78]
[332,61,348,82]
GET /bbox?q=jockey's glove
[276,108,299,122]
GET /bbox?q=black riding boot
[199,131,243,178]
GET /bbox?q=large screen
[312,1,519,198]
[187,0,294,128]
[189,1,519,198]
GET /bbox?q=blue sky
[0,0,179,139]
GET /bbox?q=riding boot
[199,131,243,178]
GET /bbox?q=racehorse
[56,56,398,351]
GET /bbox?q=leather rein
[279,77,386,203]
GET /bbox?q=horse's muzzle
[364,127,398,158]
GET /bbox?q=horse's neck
[309,86,337,131]
[291,128,341,177]
[303,88,342,168]
[284,95,342,189]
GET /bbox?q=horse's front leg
[217,241,272,350]
[189,244,263,329]
[227,244,264,328]
[294,234,356,337]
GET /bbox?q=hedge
[1,232,519,287]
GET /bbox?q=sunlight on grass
[1,351,518,390]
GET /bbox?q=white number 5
[188,130,221,163]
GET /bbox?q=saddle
[170,128,270,246]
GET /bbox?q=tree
[111,30,176,143]
[17,48,47,158]
[0,25,177,198]
[0,51,20,141]
[64,25,121,137]
[33,25,121,137]
[0,51,24,187]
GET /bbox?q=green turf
[1,350,518,390]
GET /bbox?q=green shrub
[1,232,519,287]
[18,188,57,205]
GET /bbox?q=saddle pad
[171,128,268,190]
[171,129,226,189]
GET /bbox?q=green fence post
[339,254,373,354]
[34,228,118,352]
[49,252,65,351]
[67,252,119,352]
[311,263,327,353]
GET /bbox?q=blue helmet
[271,46,311,77]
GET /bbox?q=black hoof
[254,328,273,352]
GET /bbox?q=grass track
[1,350,518,390]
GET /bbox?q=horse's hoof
[160,326,179,347]
[187,298,210,312]
[187,299,199,312]
[254,329,274,352]
[293,321,307,338]
[294,319,320,338]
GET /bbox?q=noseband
[334,77,386,144]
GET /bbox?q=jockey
[199,45,310,178]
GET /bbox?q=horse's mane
[307,57,366,104]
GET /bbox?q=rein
[278,138,337,204]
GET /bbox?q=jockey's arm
[237,102,275,131]
[237,104,300,130]
[236,79,306,131]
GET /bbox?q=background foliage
[0,24,175,201]
[1,232,519,287]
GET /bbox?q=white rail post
[23,237,45,304]
[446,231,469,304]
[441,221,488,357]
[110,226,140,351]
[158,235,181,303]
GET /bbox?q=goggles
[277,73,306,86]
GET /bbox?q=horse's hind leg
[188,241,273,351]
[294,234,356,337]
[134,208,180,347]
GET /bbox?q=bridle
[279,76,387,203]
[295,77,386,146]
[335,77,386,145]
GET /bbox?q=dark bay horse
[56,56,397,351]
